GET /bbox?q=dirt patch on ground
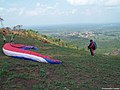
[104,50,120,56]
[39,46,52,50]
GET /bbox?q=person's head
[90,39,93,42]
[11,32,15,34]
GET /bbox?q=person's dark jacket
[88,42,95,50]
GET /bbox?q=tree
[16,25,22,30]
[0,17,4,28]
[6,27,11,30]
[13,26,16,30]
[13,25,23,30]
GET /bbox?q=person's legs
[3,36,6,44]
[90,49,94,56]
[10,39,13,42]
[10,37,14,43]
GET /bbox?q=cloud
[66,0,120,6]
[0,0,5,3]
[18,8,24,16]
[24,3,77,17]
[6,7,25,16]
[103,0,120,6]
[66,0,97,6]
[0,7,25,17]
[24,4,55,16]
[25,10,38,16]
[7,8,18,12]
[36,2,41,7]
[0,7,4,10]
[1,2,76,17]
[0,7,5,16]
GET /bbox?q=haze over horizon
[0,0,120,27]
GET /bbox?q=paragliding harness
[93,42,97,50]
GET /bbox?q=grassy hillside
[66,38,120,54]
[0,31,120,90]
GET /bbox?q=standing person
[88,39,96,57]
[2,30,6,44]
[10,32,15,43]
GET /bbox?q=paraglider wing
[2,43,61,64]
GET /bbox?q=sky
[0,0,120,27]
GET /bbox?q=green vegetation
[0,29,120,90]
[53,29,120,54]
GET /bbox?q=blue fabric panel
[44,58,61,64]
[11,56,38,62]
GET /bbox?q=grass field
[0,33,120,90]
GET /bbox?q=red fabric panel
[3,43,51,59]
[10,43,25,48]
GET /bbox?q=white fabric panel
[3,48,48,63]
